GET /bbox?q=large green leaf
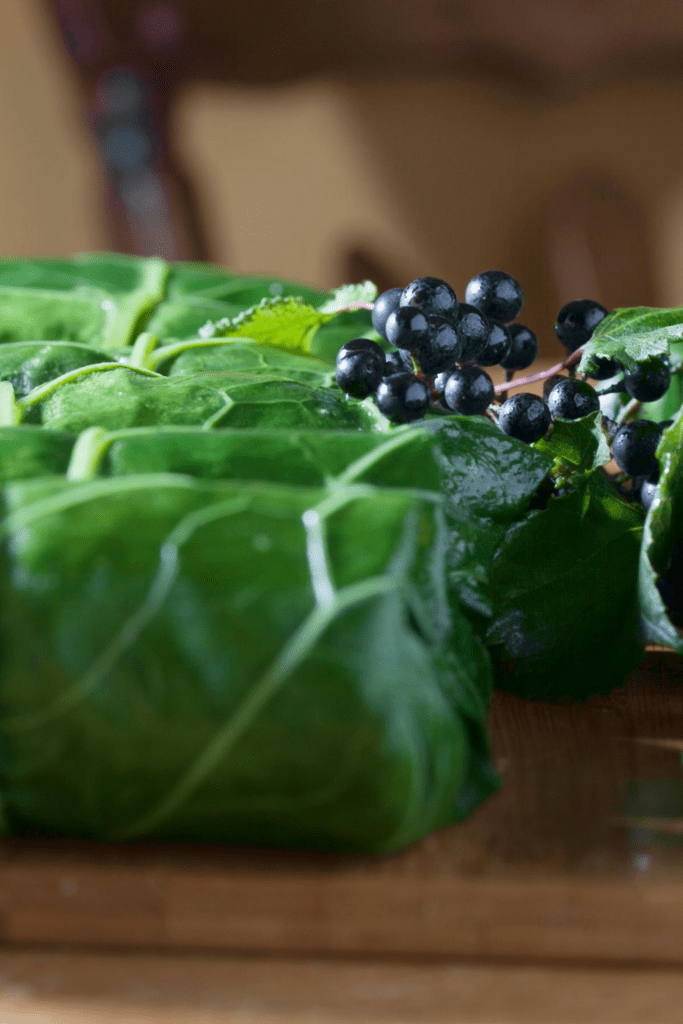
[0,342,109,397]
[0,400,567,848]
[485,470,645,699]
[0,254,147,294]
[71,413,548,661]
[0,426,74,482]
[78,415,551,632]
[420,417,553,619]
[143,337,335,384]
[637,410,683,651]
[0,471,498,852]
[0,255,510,854]
[98,425,434,487]
[17,361,376,433]
[0,254,168,351]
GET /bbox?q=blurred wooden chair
[42,0,680,306]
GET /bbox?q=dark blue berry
[400,276,458,318]
[465,270,523,323]
[543,374,568,401]
[383,348,414,375]
[375,372,430,422]
[335,338,386,398]
[546,378,600,420]
[476,320,511,366]
[623,356,671,403]
[455,304,490,361]
[372,288,402,341]
[497,393,552,444]
[384,306,430,351]
[585,355,622,380]
[412,315,462,375]
[443,365,495,415]
[555,299,609,352]
[433,368,454,393]
[336,337,386,365]
[499,323,538,371]
[611,419,662,478]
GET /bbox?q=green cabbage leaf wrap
[0,254,665,850]
[0,253,546,852]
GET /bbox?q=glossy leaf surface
[0,469,496,851]
[0,256,513,852]
[637,411,683,652]
[486,471,645,699]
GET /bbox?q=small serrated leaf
[533,409,611,474]
[318,280,377,314]
[580,306,683,374]
[200,296,335,356]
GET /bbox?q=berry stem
[616,396,641,425]
[493,345,585,396]
[415,367,440,401]
[601,415,619,442]
[497,367,515,403]
[596,381,627,396]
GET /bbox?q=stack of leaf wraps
[0,254,672,852]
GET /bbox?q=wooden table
[1,649,682,1021]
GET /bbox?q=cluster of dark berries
[550,299,675,512]
[334,272,675,511]
[336,272,608,441]
[336,271,542,433]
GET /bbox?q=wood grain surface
[0,652,682,966]
[4,948,683,1023]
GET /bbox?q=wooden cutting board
[0,651,682,966]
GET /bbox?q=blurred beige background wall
[5,0,683,356]
[0,0,106,255]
